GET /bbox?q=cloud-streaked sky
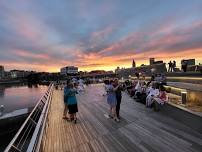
[0,0,202,72]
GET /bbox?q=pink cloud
[13,49,51,60]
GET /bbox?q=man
[113,79,123,119]
[168,61,173,72]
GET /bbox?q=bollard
[181,91,187,104]
[0,105,5,116]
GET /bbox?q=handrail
[4,83,54,152]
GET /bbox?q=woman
[146,83,159,107]
[106,80,119,122]
[65,83,78,124]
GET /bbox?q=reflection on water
[0,83,48,151]
[0,83,48,113]
[0,86,5,97]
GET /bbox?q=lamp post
[181,90,187,104]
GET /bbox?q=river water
[0,83,48,151]
[0,83,48,113]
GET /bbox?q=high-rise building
[60,66,78,75]
[0,65,5,79]
[132,59,136,68]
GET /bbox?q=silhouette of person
[168,61,173,72]
[172,60,176,72]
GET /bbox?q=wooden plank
[42,84,202,152]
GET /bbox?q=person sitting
[152,85,168,111]
[127,80,137,96]
[138,83,147,104]
[133,80,142,99]
[146,83,159,107]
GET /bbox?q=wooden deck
[42,84,202,152]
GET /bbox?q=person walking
[114,79,123,120]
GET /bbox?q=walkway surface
[42,84,202,152]
[167,82,202,92]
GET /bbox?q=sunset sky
[0,0,202,72]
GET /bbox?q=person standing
[63,80,70,120]
[65,83,78,124]
[173,60,176,71]
[114,79,123,120]
[168,61,173,72]
[106,80,120,122]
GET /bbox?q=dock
[40,84,202,152]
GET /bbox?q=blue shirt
[64,87,78,105]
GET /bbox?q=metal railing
[4,83,54,152]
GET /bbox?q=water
[0,83,48,151]
[0,83,48,113]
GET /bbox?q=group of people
[61,74,168,124]
[168,60,176,72]
[63,79,85,124]
[126,75,168,111]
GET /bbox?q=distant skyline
[0,0,202,72]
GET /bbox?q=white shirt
[148,88,159,97]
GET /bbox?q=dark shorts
[68,104,78,114]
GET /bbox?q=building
[10,70,31,78]
[116,63,167,78]
[60,66,78,75]
[132,59,136,68]
[181,59,195,66]
[150,58,155,65]
[0,65,5,79]
[149,58,163,65]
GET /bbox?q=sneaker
[114,118,120,122]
